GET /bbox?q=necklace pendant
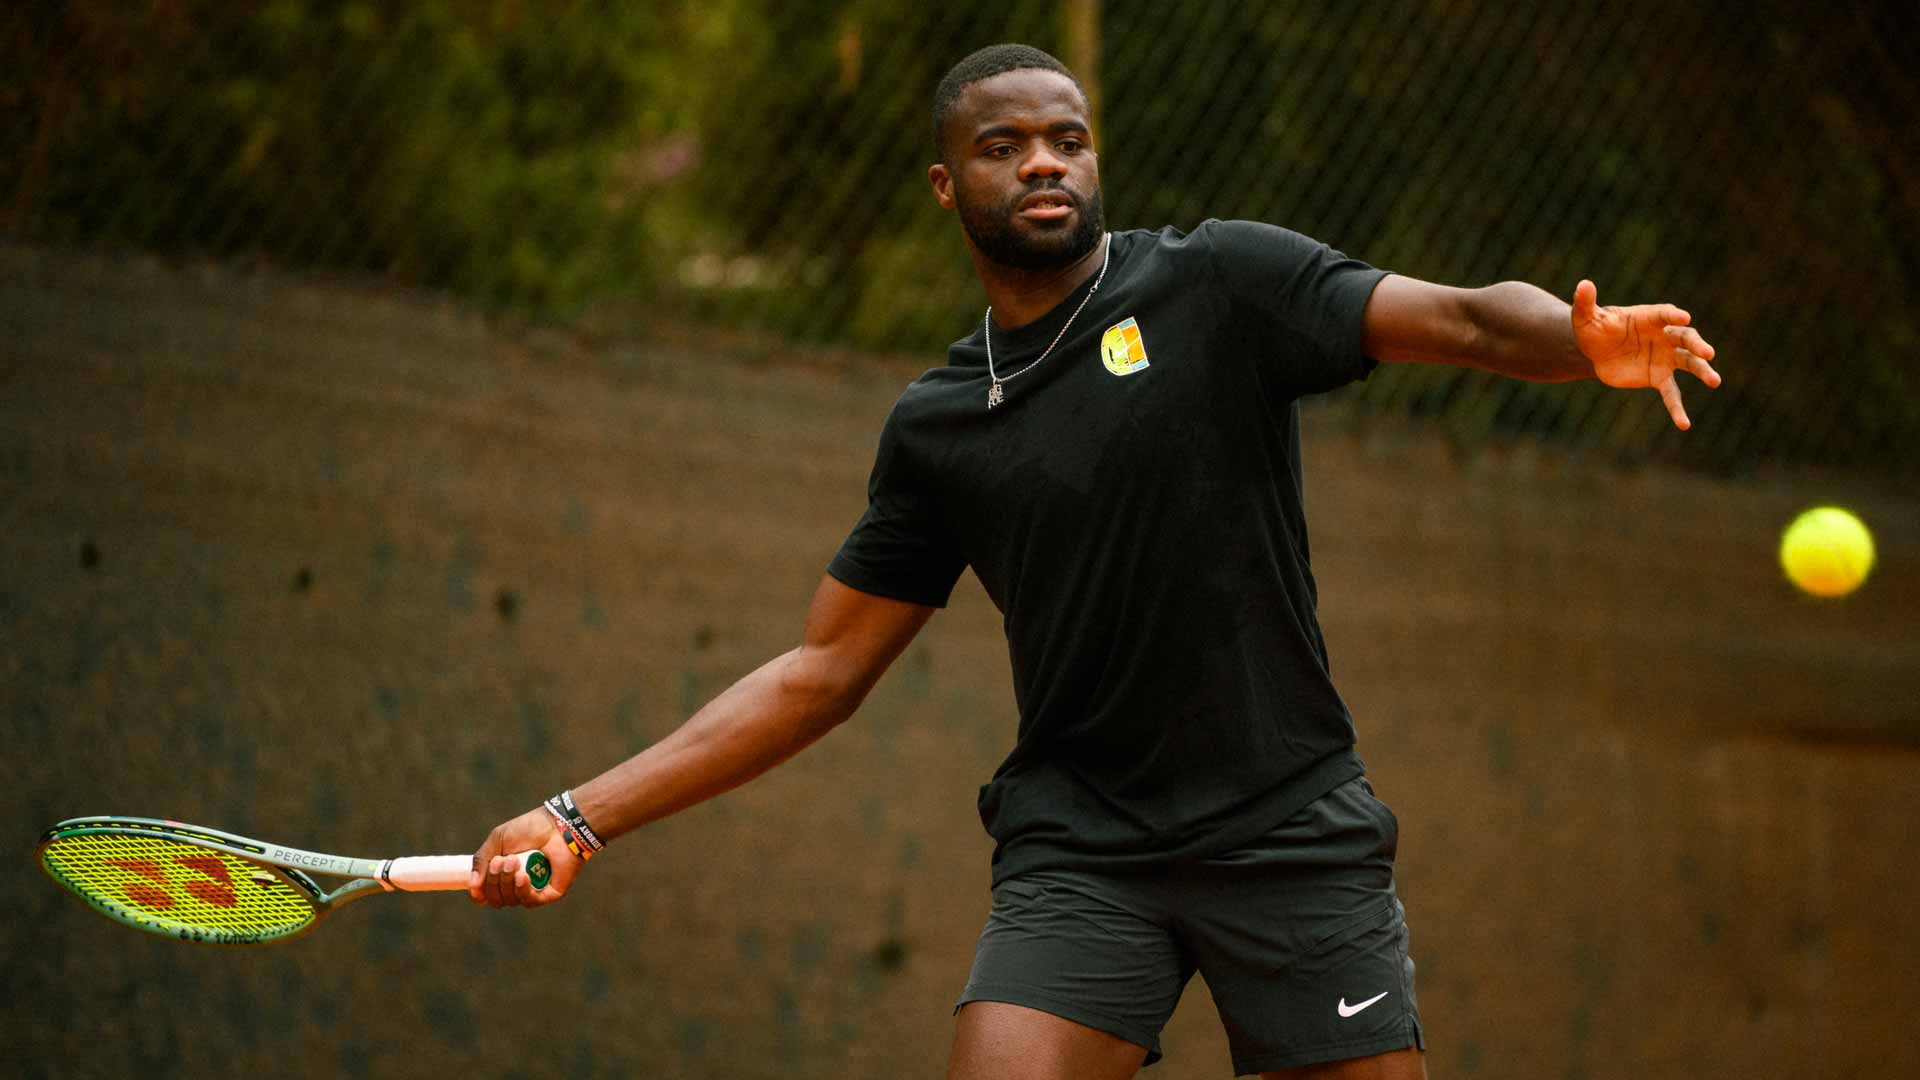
[987,380,1004,409]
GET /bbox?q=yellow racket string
[41,833,316,936]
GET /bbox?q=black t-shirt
[828,220,1389,883]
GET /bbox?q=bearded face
[952,172,1106,271]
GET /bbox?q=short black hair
[932,44,1085,162]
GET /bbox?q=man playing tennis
[471,43,1720,1079]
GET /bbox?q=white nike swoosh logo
[1337,991,1390,1018]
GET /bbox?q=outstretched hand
[1572,280,1722,430]
[468,805,584,908]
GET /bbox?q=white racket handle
[378,851,549,892]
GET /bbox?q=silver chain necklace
[984,232,1111,410]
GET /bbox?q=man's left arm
[1361,275,1722,429]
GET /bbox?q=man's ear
[928,163,956,210]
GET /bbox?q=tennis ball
[1779,506,1875,598]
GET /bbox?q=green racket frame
[37,816,549,946]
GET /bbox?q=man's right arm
[469,574,935,906]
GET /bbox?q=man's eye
[1057,140,1084,153]
[985,145,1015,158]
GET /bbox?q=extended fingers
[1662,325,1722,389]
[1678,349,1722,388]
[1656,374,1690,430]
[1664,323,1714,359]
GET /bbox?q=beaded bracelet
[544,802,594,863]
[556,790,606,852]
[545,790,606,859]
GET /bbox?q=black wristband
[549,789,605,853]
[541,801,592,862]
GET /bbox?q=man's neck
[974,235,1107,329]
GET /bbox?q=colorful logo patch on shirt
[1100,317,1150,376]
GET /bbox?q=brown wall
[4,246,1915,1079]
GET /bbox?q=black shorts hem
[955,983,1165,1066]
[1230,1023,1425,1076]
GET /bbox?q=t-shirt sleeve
[826,408,967,608]
[1202,218,1389,395]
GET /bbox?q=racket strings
[41,833,316,938]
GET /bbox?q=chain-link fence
[7,1,1916,475]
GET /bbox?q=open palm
[1572,279,1722,429]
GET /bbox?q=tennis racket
[37,816,550,945]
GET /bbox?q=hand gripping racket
[37,816,550,945]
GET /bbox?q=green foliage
[4,0,1915,472]
[7,1,675,311]
[641,0,1064,348]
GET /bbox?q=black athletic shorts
[956,776,1424,1075]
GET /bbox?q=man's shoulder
[1191,218,1330,258]
[1099,223,1223,294]
[1117,218,1311,251]
[1111,219,1335,283]
[1116,221,1211,259]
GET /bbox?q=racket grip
[383,851,551,892]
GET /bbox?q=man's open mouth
[1018,191,1075,221]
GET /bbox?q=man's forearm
[1460,280,1592,382]
[565,647,861,843]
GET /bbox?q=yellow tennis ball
[1779,506,1875,598]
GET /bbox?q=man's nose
[1018,144,1067,181]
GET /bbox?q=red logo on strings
[109,855,239,909]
